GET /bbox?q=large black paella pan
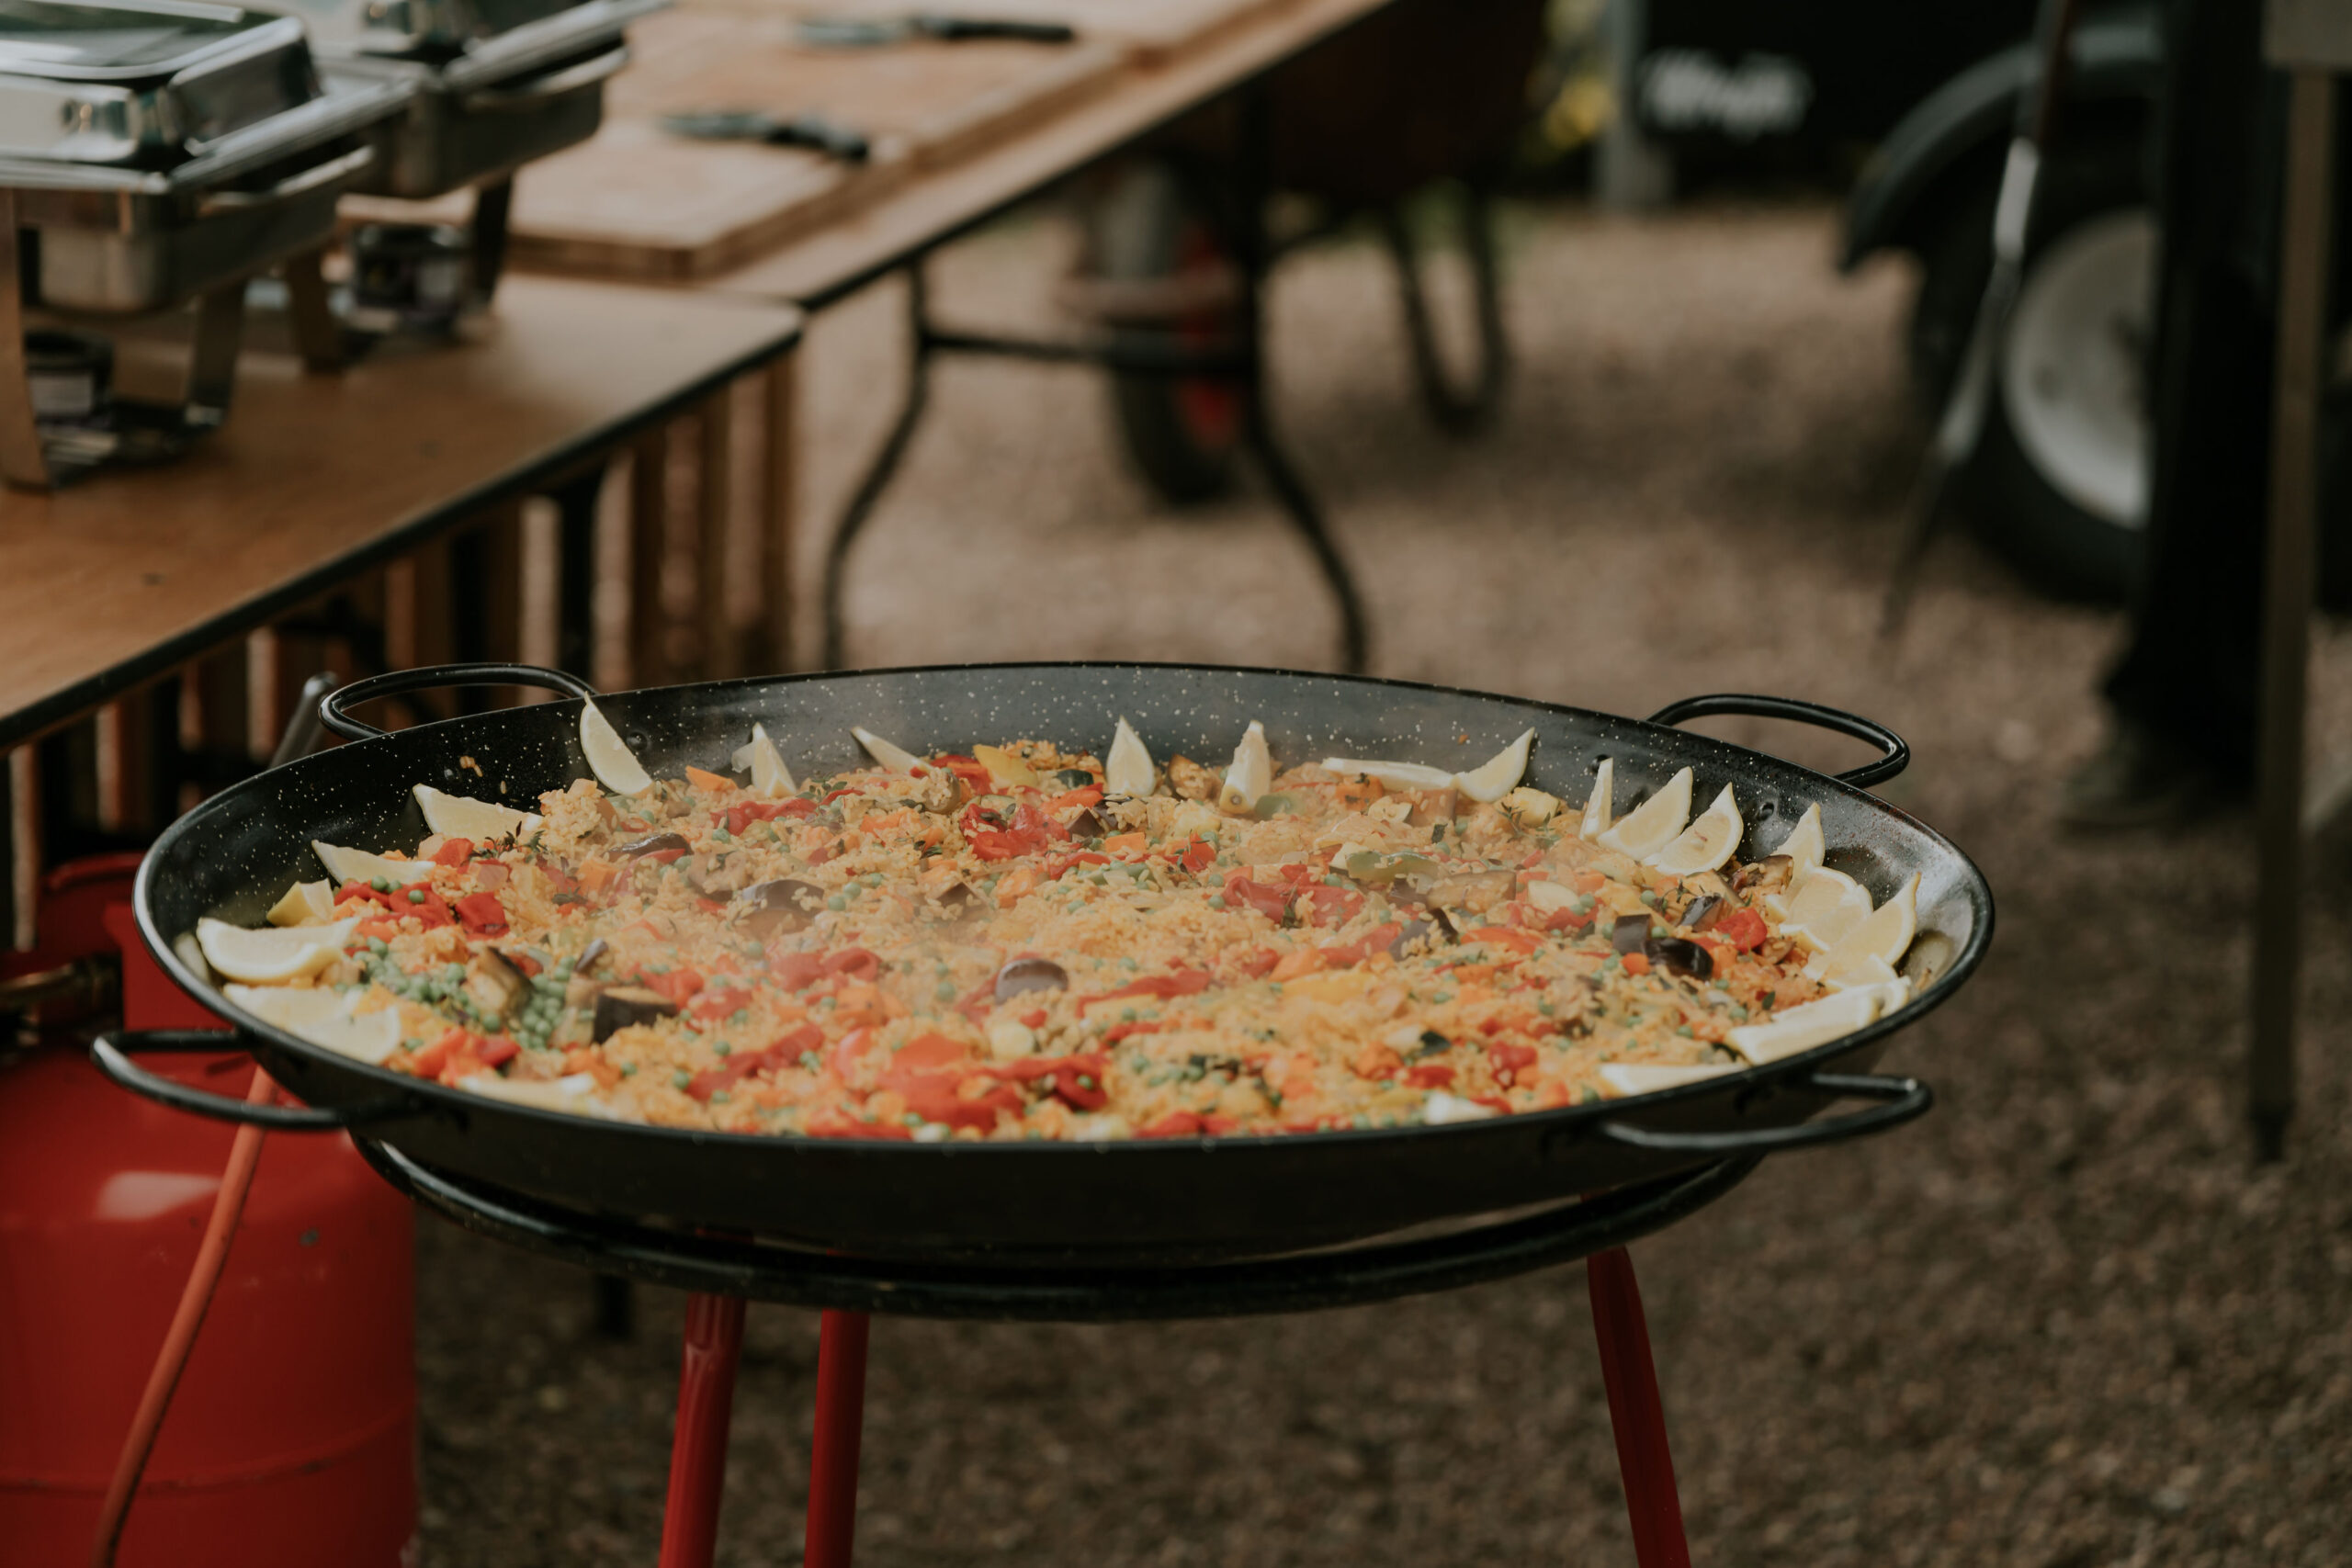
[99,662,1993,1265]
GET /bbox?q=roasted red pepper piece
[822,947,881,983]
[770,952,827,990]
[1077,969,1213,1013]
[1221,872,1293,923]
[1715,908,1769,953]
[689,1022,824,1101]
[430,838,475,867]
[1403,1063,1455,1089]
[1487,1041,1539,1085]
[454,890,508,937]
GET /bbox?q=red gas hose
[87,1065,278,1568]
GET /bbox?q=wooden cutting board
[345,6,1123,281]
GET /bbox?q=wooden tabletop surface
[0,277,802,749]
[347,0,1392,300]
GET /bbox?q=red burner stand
[363,1142,1749,1568]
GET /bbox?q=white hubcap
[1999,208,2154,530]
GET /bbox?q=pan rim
[132,659,1996,1158]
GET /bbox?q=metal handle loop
[461,45,630,112]
[196,145,375,216]
[320,662,600,742]
[1595,1071,1931,1154]
[90,1032,413,1132]
[1646,693,1909,788]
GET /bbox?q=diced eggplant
[563,974,607,1010]
[1387,919,1442,957]
[933,881,984,920]
[594,986,678,1042]
[740,878,826,938]
[1645,935,1713,980]
[1414,1030,1452,1057]
[1679,894,1723,932]
[994,957,1069,1001]
[1612,913,1651,954]
[617,830,691,859]
[464,948,532,1025]
[1065,807,1107,840]
[576,937,609,973]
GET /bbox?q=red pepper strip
[1300,885,1364,928]
[1020,1009,1047,1028]
[408,1027,468,1079]
[1487,1042,1538,1084]
[771,952,826,991]
[506,952,542,977]
[1464,926,1544,954]
[641,848,688,865]
[1317,922,1404,969]
[1100,1020,1166,1045]
[1047,784,1103,809]
[1404,1064,1455,1089]
[1136,1111,1240,1139]
[1541,907,1592,932]
[1177,837,1216,874]
[475,1036,519,1069]
[1077,969,1212,1014]
[823,947,882,983]
[454,890,508,937]
[431,837,475,867]
[822,787,858,804]
[689,1023,825,1102]
[980,1052,1113,1111]
[688,986,754,1022]
[953,978,997,1025]
[354,919,399,942]
[1046,852,1111,879]
[937,755,993,793]
[637,967,706,1005]
[1222,873,1292,923]
[1233,948,1280,981]
[884,1066,1022,1130]
[966,829,1031,862]
[1715,908,1769,953]
[336,880,398,909]
[803,1113,913,1141]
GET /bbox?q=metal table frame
[363,1138,1750,1568]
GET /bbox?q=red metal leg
[803,1309,871,1568]
[1587,1247,1691,1568]
[659,1292,747,1568]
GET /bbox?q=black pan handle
[321,662,600,743]
[91,1032,416,1132]
[1595,1071,1930,1154]
[1645,694,1908,789]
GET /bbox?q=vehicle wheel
[1084,159,1247,505]
[1909,138,2153,601]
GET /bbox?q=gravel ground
[415,198,2352,1567]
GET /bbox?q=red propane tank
[0,873,417,1568]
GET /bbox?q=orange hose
[88,1066,277,1568]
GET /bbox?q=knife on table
[796,14,1077,46]
[661,109,872,162]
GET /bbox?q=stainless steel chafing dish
[266,0,662,202]
[0,0,411,487]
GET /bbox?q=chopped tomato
[1300,885,1365,928]
[981,1051,1113,1111]
[1020,1009,1048,1028]
[966,829,1031,862]
[1487,1042,1538,1083]
[1715,908,1769,953]
[454,891,508,937]
[722,799,813,835]
[1404,1063,1455,1089]
[408,1028,467,1079]
[475,1035,519,1069]
[888,1068,1023,1131]
[689,1023,824,1101]
[336,880,396,909]
[1233,948,1280,980]
[431,838,474,867]
[1177,837,1216,874]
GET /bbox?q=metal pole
[1587,1247,1690,1568]
[2250,68,2334,1161]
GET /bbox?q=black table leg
[548,463,608,680]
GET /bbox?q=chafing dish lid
[0,0,300,82]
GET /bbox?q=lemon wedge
[1422,1090,1503,1124]
[1219,720,1272,814]
[1596,766,1693,859]
[1772,866,1872,952]
[197,916,358,984]
[266,879,334,927]
[454,1071,628,1118]
[1810,872,1920,973]
[1646,784,1742,875]
[852,726,922,773]
[414,783,539,843]
[1579,758,1614,838]
[1454,728,1535,803]
[580,700,652,795]
[1815,951,1903,991]
[972,743,1036,787]
[1320,755,1456,791]
[731,722,797,797]
[1770,803,1824,889]
[312,840,435,888]
[224,983,350,1030]
[1598,1061,1741,1097]
[1106,717,1155,797]
[225,985,401,1063]
[1725,986,1884,1065]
